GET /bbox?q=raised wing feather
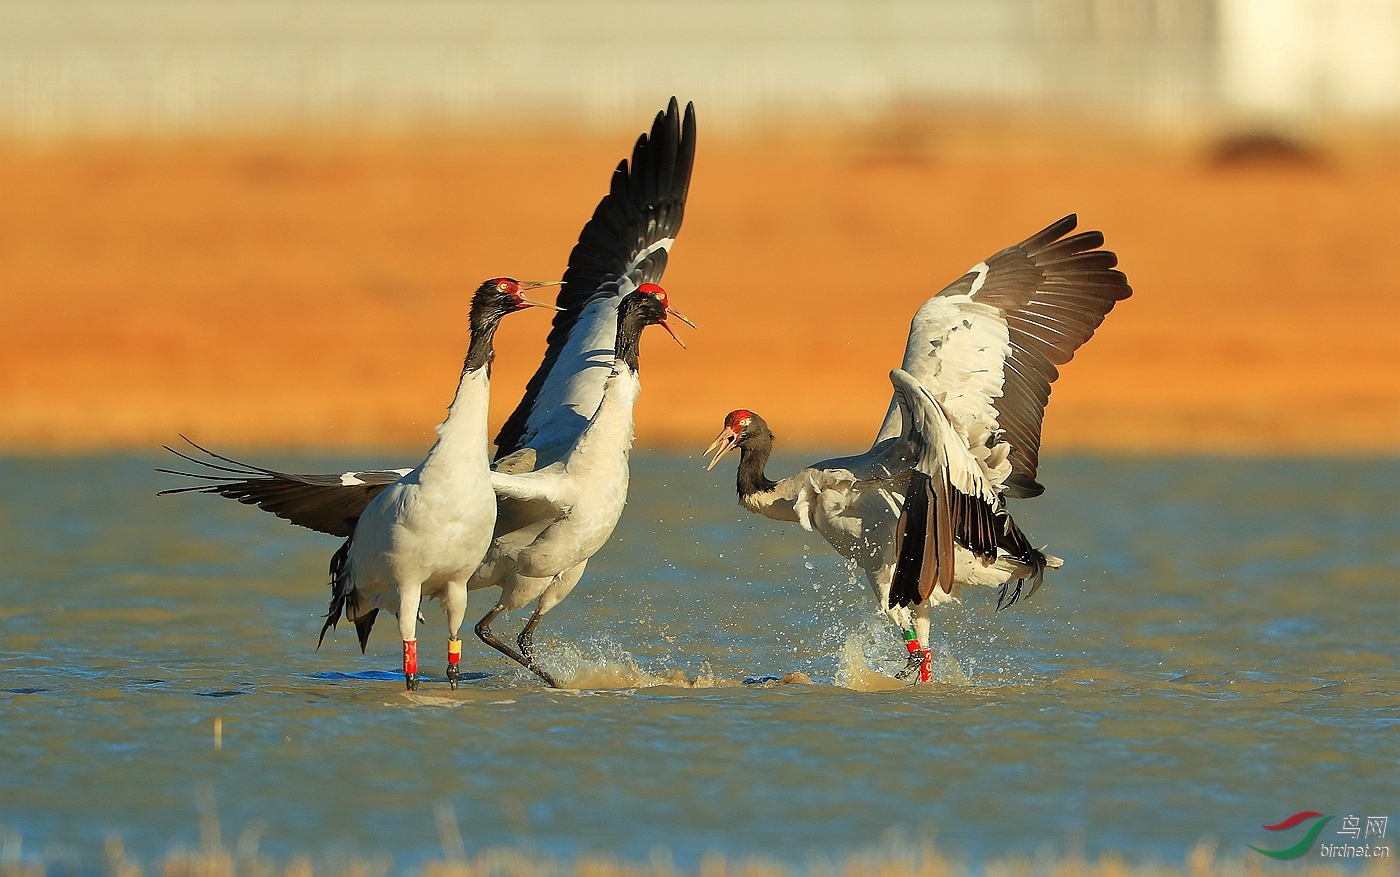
[876,295,1010,473]
[874,214,1131,497]
[493,98,697,463]
[157,439,409,537]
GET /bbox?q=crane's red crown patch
[724,410,754,430]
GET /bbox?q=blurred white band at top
[1,0,1398,135]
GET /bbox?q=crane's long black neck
[463,300,512,374]
[737,431,778,499]
[615,305,652,372]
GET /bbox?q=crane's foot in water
[446,638,462,690]
[527,663,560,688]
[894,631,933,683]
[403,639,420,691]
[895,630,922,680]
[895,652,922,680]
[895,651,934,684]
[476,604,561,689]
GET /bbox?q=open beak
[519,281,565,311]
[660,306,696,349]
[704,426,740,471]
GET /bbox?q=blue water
[0,453,1397,871]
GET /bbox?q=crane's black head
[471,277,561,328]
[703,409,776,496]
[465,277,561,372]
[615,284,693,370]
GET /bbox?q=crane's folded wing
[488,468,576,517]
[887,369,1004,605]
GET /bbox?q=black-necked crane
[162,98,696,689]
[463,98,696,686]
[703,215,1130,682]
[163,279,558,690]
[474,286,691,686]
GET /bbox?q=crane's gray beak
[519,281,565,310]
[659,305,694,349]
[660,317,687,349]
[704,426,740,470]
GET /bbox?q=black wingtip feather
[952,212,1132,488]
[161,445,262,477]
[1003,473,1046,499]
[178,436,280,476]
[493,97,697,459]
[1020,214,1078,252]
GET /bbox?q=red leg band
[906,638,923,655]
[448,639,461,666]
[918,649,932,683]
[403,640,418,676]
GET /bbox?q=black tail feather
[952,488,999,563]
[894,469,1054,611]
[889,471,931,609]
[994,515,1050,611]
[318,539,353,649]
[354,609,379,654]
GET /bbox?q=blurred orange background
[3,121,1398,455]
[3,1,1400,455]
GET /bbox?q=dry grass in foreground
[3,838,1394,877]
[3,809,1394,877]
[2,117,1400,453]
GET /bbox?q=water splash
[537,639,741,690]
[833,622,970,691]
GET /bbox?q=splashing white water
[536,638,739,690]
[833,620,970,691]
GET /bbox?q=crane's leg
[872,561,927,681]
[475,603,559,688]
[518,562,586,663]
[889,602,931,683]
[397,582,424,691]
[909,604,935,684]
[443,580,468,690]
[895,630,926,681]
[517,608,544,663]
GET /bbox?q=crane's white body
[473,360,640,624]
[756,292,1028,611]
[343,367,497,646]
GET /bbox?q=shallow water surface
[0,454,1397,869]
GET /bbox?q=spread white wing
[493,98,697,467]
[873,214,1131,498]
